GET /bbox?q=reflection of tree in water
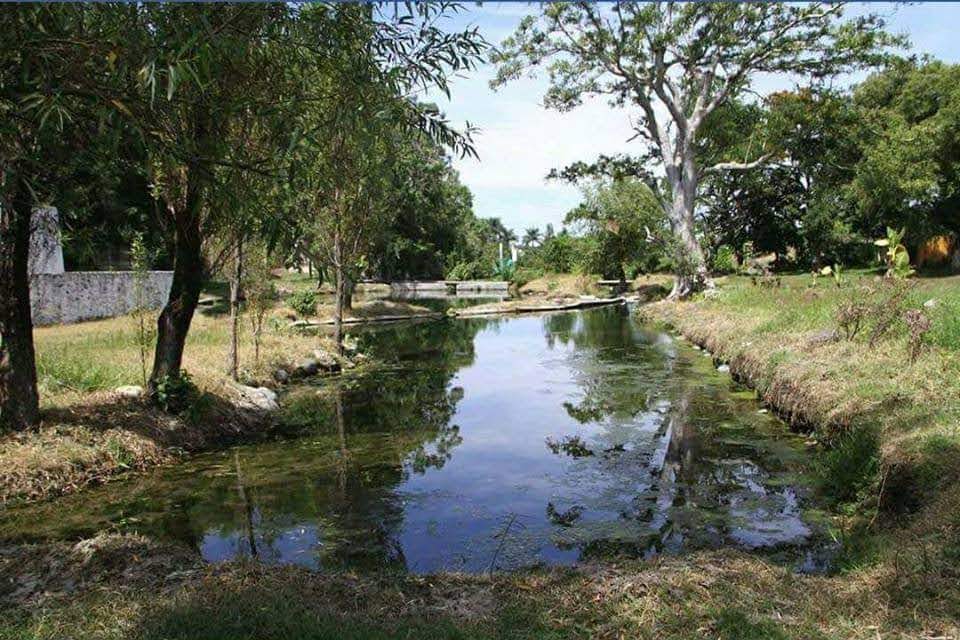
[541,307,811,559]
[286,318,487,570]
[548,307,675,432]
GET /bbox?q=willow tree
[0,5,122,431]
[493,2,898,297]
[114,4,298,394]
[283,3,484,355]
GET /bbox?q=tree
[493,2,897,297]
[283,4,485,354]
[522,227,542,248]
[0,5,122,431]
[372,128,477,281]
[114,4,297,394]
[566,177,665,280]
[851,59,960,241]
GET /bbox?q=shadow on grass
[124,568,573,640]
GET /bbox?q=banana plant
[874,227,915,279]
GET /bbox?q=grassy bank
[640,272,960,514]
[0,303,361,505]
[2,496,958,640]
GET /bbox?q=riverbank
[2,490,958,640]
[639,273,960,515]
[0,310,371,506]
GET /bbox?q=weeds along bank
[640,273,960,514]
[637,272,960,635]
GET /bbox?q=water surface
[2,306,827,573]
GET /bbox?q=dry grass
[313,299,440,322]
[519,273,673,301]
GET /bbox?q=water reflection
[1,307,825,573]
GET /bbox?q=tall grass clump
[35,347,128,393]
[928,297,960,351]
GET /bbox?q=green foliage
[446,260,492,282]
[712,245,737,275]
[151,370,196,414]
[563,178,667,279]
[512,266,543,289]
[491,258,515,282]
[875,227,915,279]
[534,233,580,273]
[130,232,157,387]
[817,426,880,508]
[287,290,318,318]
[35,348,127,393]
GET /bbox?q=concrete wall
[30,271,173,326]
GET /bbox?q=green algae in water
[1,306,832,573]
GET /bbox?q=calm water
[1,306,829,573]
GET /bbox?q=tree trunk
[332,224,345,356]
[333,262,345,357]
[148,211,204,394]
[665,157,711,300]
[341,272,354,311]
[227,236,243,381]
[0,181,40,432]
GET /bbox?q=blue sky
[425,2,960,235]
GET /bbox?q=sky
[424,2,960,235]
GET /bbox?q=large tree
[851,59,960,241]
[282,3,484,355]
[493,2,897,297]
[0,5,122,431]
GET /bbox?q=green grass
[34,346,132,393]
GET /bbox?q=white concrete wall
[30,271,173,326]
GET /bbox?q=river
[1,305,831,573]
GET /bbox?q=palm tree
[522,227,541,248]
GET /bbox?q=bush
[712,244,737,274]
[537,234,580,273]
[152,369,197,414]
[513,266,543,289]
[446,260,491,281]
[286,290,318,318]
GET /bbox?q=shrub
[513,266,543,289]
[446,260,491,281]
[537,234,580,273]
[712,244,737,274]
[286,290,318,318]
[152,369,197,414]
[835,300,868,340]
